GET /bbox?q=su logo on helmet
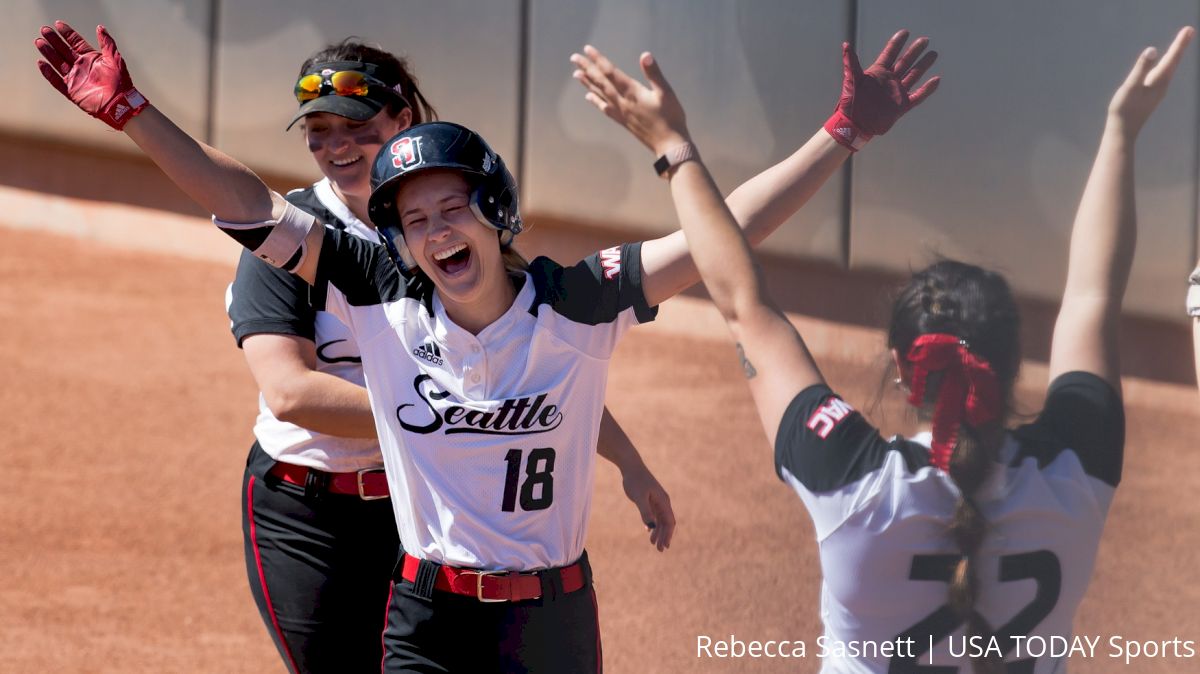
[391,137,423,171]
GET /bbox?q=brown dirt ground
[2,226,1198,673]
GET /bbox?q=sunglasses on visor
[294,68,398,103]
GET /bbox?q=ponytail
[888,260,1021,674]
[948,426,1006,674]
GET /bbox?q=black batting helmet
[368,122,522,270]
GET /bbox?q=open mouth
[330,156,362,168]
[432,242,472,275]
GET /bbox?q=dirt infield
[2,224,1198,673]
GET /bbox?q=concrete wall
[851,0,1200,320]
[212,0,521,182]
[6,0,1198,322]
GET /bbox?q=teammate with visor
[36,19,937,671]
[229,40,677,673]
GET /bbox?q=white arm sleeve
[213,197,315,270]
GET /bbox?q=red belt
[268,462,389,500]
[400,553,587,603]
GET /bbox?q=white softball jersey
[776,372,1123,674]
[309,228,656,571]
[226,178,384,473]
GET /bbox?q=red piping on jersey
[247,475,301,674]
[905,334,1001,471]
[380,581,395,674]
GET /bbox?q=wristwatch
[654,143,698,178]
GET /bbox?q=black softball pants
[382,554,602,673]
[241,442,401,674]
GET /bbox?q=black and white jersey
[226,178,383,473]
[776,372,1123,673]
[311,229,656,570]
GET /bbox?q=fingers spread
[640,52,672,95]
[1146,25,1194,88]
[37,26,75,72]
[583,91,613,118]
[872,29,910,69]
[572,68,609,103]
[907,75,941,107]
[1123,46,1159,89]
[36,60,70,97]
[97,25,119,61]
[583,44,629,94]
[55,20,95,56]
[572,50,626,103]
[892,36,929,75]
[842,42,864,79]
[900,50,938,90]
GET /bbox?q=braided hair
[888,260,1020,674]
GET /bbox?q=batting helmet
[368,121,522,271]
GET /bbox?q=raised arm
[1048,27,1193,392]
[571,32,939,307]
[580,52,830,446]
[34,21,323,283]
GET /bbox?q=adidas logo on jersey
[413,341,445,366]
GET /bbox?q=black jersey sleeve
[775,385,927,491]
[527,242,658,325]
[311,227,410,310]
[228,248,316,347]
[1011,371,1124,487]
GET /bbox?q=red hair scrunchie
[904,333,1001,471]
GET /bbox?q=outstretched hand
[1108,26,1194,138]
[34,20,148,130]
[570,46,690,156]
[826,29,940,151]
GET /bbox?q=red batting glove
[35,21,149,131]
[825,30,941,152]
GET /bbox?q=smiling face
[395,169,514,326]
[303,108,411,204]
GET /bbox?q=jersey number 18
[501,447,556,512]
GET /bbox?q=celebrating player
[582,22,1193,674]
[227,39,678,674]
[34,19,936,671]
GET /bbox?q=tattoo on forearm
[736,343,757,379]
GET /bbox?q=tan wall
[851,0,1200,321]
[6,0,1198,322]
[212,0,522,183]
[7,0,210,149]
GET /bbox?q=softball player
[35,20,934,671]
[580,24,1192,674]
[235,40,677,673]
